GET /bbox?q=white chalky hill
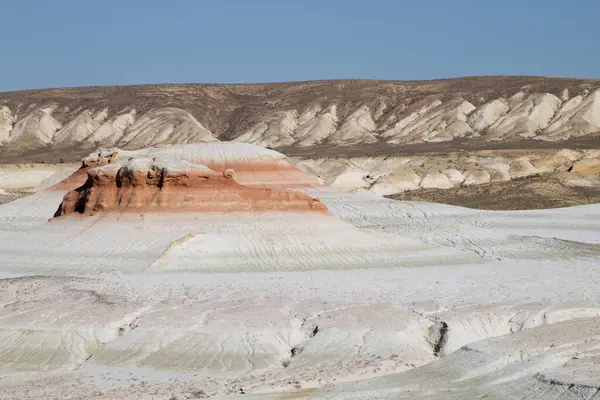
[1,77,600,157]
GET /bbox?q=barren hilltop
[1,76,600,162]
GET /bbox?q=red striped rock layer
[50,151,118,191]
[54,160,328,216]
[78,144,321,189]
[199,161,319,188]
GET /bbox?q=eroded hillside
[1,76,600,161]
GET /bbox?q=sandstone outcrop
[54,144,328,216]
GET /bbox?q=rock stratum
[1,76,600,159]
[54,144,327,216]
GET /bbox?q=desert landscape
[1,77,600,399]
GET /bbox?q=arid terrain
[2,76,600,210]
[390,173,600,210]
[1,76,600,155]
[1,78,600,399]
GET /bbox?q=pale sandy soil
[0,144,599,399]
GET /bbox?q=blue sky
[1,0,598,91]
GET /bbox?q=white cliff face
[384,99,476,144]
[2,84,600,153]
[381,99,442,141]
[0,106,15,144]
[543,89,600,139]
[477,158,511,182]
[231,90,598,149]
[118,107,218,147]
[3,108,62,151]
[235,110,299,148]
[53,110,104,146]
[468,99,510,131]
[487,93,562,139]
[294,105,338,147]
[83,110,137,147]
[328,105,378,145]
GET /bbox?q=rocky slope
[1,76,600,159]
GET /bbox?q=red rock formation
[66,145,321,190]
[200,161,320,188]
[51,150,119,191]
[54,160,328,216]
[51,167,90,190]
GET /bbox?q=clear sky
[1,0,599,91]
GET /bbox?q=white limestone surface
[0,146,599,399]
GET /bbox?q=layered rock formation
[55,143,327,216]
[1,77,600,158]
[1,107,62,152]
[292,149,600,195]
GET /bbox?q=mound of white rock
[292,149,600,195]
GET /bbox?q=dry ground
[0,188,35,205]
[388,173,600,210]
